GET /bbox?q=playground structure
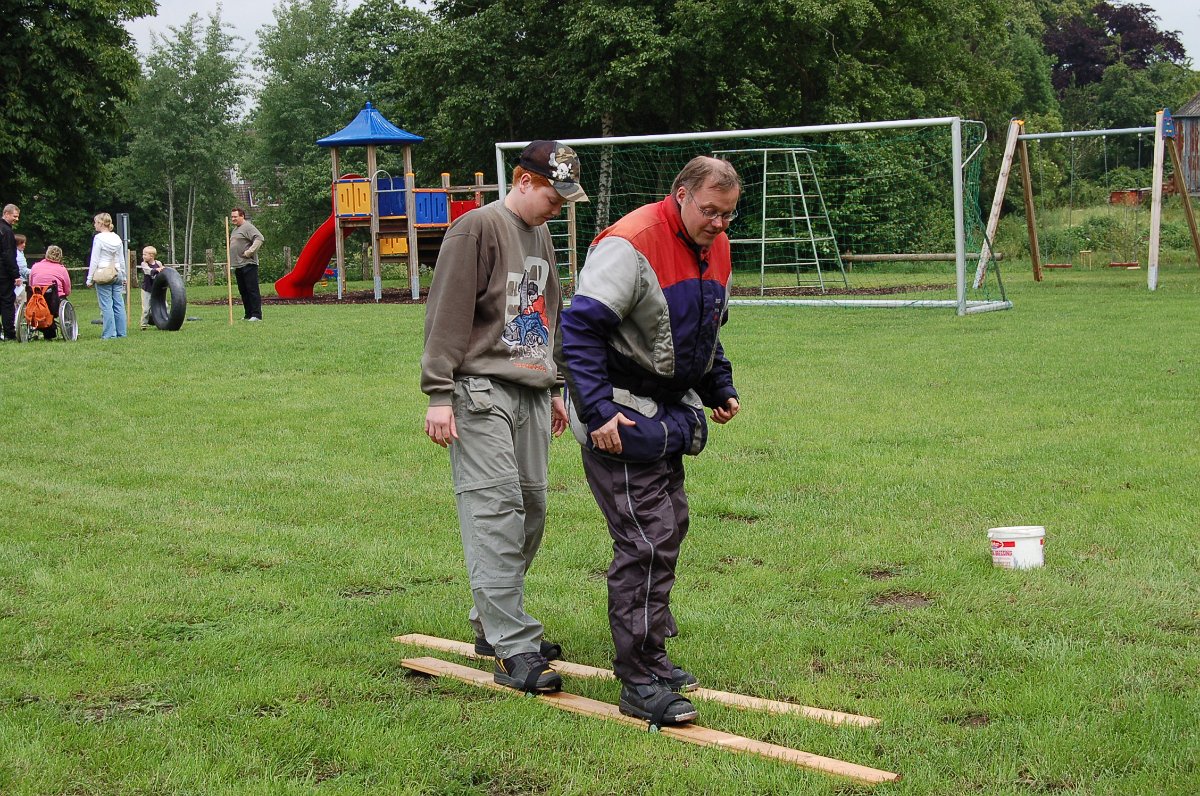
[274,103,491,301]
[980,110,1200,290]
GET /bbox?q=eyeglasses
[686,195,738,223]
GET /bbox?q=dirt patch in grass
[716,511,761,524]
[869,591,933,609]
[718,555,765,567]
[341,584,405,599]
[1016,766,1076,791]
[863,565,903,581]
[75,691,175,723]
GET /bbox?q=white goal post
[496,116,1012,315]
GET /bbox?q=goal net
[497,117,1010,314]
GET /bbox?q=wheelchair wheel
[59,300,78,342]
[15,307,31,343]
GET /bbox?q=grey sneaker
[494,652,562,693]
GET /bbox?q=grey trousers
[581,449,689,685]
[449,376,551,659]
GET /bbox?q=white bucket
[988,526,1045,570]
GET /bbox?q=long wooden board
[401,656,899,785]
[975,118,1022,289]
[394,633,879,728]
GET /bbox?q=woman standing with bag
[87,212,126,339]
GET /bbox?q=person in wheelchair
[28,245,72,340]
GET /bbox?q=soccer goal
[496,117,1011,314]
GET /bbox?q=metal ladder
[717,147,848,295]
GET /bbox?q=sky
[125,0,1200,72]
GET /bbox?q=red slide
[274,214,341,299]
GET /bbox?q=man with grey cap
[421,140,587,694]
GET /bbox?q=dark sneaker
[619,681,698,726]
[475,637,562,661]
[661,667,699,693]
[494,652,562,693]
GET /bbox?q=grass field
[1,262,1197,795]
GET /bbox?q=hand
[710,397,740,424]
[425,405,458,447]
[550,396,568,437]
[590,411,636,455]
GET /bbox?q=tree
[118,12,242,267]
[1044,1,1187,93]
[0,0,153,248]
[246,0,368,258]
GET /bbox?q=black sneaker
[618,681,698,726]
[494,652,562,693]
[661,667,699,693]
[475,637,562,661]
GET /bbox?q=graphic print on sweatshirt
[501,257,551,366]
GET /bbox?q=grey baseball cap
[518,140,589,203]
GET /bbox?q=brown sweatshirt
[421,200,564,406]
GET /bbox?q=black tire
[149,267,187,331]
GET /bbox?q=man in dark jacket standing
[559,156,742,726]
[0,204,23,341]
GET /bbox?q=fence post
[206,248,215,286]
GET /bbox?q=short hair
[512,166,552,191]
[671,156,741,194]
[94,212,113,230]
[231,207,245,217]
[3,204,18,215]
[45,245,63,262]
[143,245,157,257]
[14,234,25,245]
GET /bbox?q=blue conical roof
[316,102,424,147]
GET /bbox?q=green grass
[1,267,1198,794]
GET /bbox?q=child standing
[138,246,164,329]
[15,234,29,280]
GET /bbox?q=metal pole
[495,147,508,199]
[496,116,964,153]
[951,117,967,315]
[331,147,344,300]
[1017,127,1155,141]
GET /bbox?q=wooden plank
[394,633,879,727]
[975,119,1022,288]
[401,657,899,785]
[1018,133,1043,282]
[1148,110,1165,290]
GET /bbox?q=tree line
[2,0,1197,277]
